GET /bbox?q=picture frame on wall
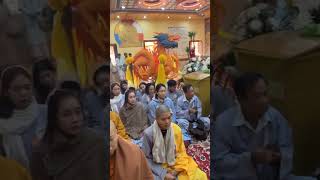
[189,40,203,57]
[144,40,158,54]
[110,44,118,66]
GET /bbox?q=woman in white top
[110,82,124,113]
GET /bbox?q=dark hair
[93,65,109,86]
[124,88,136,106]
[128,87,136,91]
[167,80,177,87]
[145,83,155,95]
[60,80,81,95]
[44,89,82,143]
[182,84,193,93]
[0,66,32,118]
[120,80,128,94]
[155,83,166,99]
[110,82,121,99]
[32,58,56,90]
[139,82,147,88]
[233,72,268,99]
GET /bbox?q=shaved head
[156,105,171,118]
[155,105,172,130]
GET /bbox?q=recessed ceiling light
[161,7,165,10]
[195,9,199,11]
[138,1,141,4]
[144,15,147,19]
[121,6,125,9]
[117,15,120,19]
[188,16,191,19]
[167,16,170,19]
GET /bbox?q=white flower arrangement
[182,56,210,74]
[230,1,299,41]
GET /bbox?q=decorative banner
[168,27,188,59]
[114,20,144,48]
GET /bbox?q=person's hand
[252,148,281,165]
[189,108,197,114]
[265,144,281,165]
[164,173,176,180]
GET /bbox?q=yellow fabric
[49,0,107,87]
[50,11,77,82]
[162,124,207,180]
[156,54,167,86]
[110,112,130,140]
[0,156,32,180]
[125,57,135,87]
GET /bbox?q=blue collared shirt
[176,95,202,121]
[147,97,176,124]
[213,105,293,180]
[166,90,183,106]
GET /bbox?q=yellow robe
[110,111,130,140]
[0,156,32,180]
[49,0,107,87]
[163,124,207,180]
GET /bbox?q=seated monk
[110,111,130,140]
[110,121,154,180]
[142,105,207,180]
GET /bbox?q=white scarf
[152,121,176,166]
[0,100,38,169]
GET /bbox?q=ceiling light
[188,16,191,19]
[117,15,120,19]
[144,15,147,19]
[167,16,170,19]
[121,6,125,9]
[195,9,199,11]
[138,1,141,4]
[200,4,202,7]
[161,7,165,10]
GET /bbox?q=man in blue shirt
[213,72,315,180]
[166,80,183,106]
[84,65,109,136]
[176,84,210,142]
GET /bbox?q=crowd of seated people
[110,73,210,179]
[0,60,108,179]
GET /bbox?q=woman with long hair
[31,90,106,180]
[110,82,124,113]
[119,89,148,147]
[0,66,46,170]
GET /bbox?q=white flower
[248,19,263,33]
